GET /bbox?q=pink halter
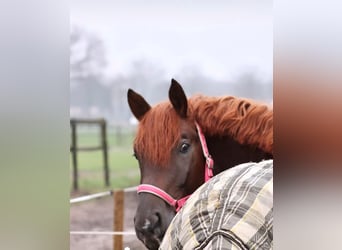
[137,122,214,212]
[137,184,190,212]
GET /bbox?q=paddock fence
[70,118,110,190]
[70,186,139,250]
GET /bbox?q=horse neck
[205,134,272,175]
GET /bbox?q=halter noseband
[137,122,214,212]
[137,184,191,212]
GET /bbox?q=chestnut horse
[127,79,273,249]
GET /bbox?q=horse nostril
[141,218,152,231]
[138,212,161,234]
[152,212,163,237]
[154,211,161,225]
[134,212,165,249]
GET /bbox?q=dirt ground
[70,190,147,250]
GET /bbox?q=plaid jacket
[159,160,273,250]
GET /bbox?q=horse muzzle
[134,193,175,249]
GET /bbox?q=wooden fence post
[101,120,110,187]
[70,120,78,190]
[113,190,124,250]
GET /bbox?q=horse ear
[169,79,188,118]
[127,89,151,121]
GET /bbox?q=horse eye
[180,143,190,154]
[133,152,138,159]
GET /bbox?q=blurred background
[2,0,341,249]
[69,0,272,193]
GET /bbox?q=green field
[70,128,140,193]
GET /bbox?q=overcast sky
[70,0,272,82]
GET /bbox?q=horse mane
[189,95,273,154]
[134,95,273,167]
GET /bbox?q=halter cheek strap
[195,122,214,182]
[137,122,214,212]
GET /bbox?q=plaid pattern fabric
[159,160,273,250]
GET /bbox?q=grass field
[70,127,140,193]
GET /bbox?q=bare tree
[70,26,111,118]
[70,26,107,81]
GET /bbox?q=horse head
[127,79,205,249]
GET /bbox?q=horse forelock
[134,102,183,167]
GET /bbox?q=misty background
[70,1,272,125]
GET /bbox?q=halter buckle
[206,155,214,169]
